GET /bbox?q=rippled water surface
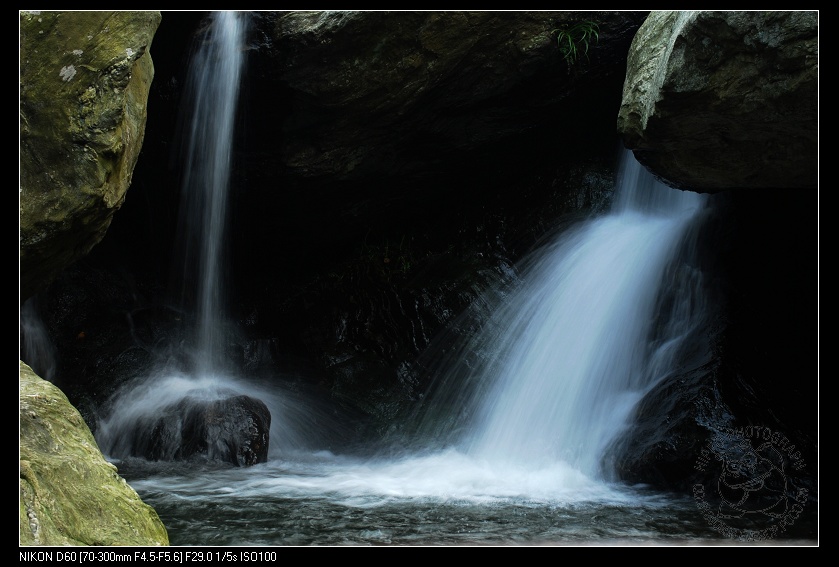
[117,452,816,547]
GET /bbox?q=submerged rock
[129,391,271,467]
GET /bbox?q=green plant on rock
[552,20,600,69]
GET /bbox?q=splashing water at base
[95,370,349,461]
[117,448,725,545]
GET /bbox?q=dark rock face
[617,11,818,192]
[129,392,271,467]
[250,11,647,181]
[608,11,818,523]
[610,187,817,534]
[237,11,644,262]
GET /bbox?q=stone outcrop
[253,11,647,181]
[610,11,817,524]
[19,11,161,303]
[19,361,169,546]
[617,10,818,192]
[123,392,271,467]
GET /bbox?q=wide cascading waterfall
[408,149,711,480]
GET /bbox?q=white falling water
[97,12,260,459]
[19,297,57,383]
[94,12,718,538]
[172,10,246,373]
[97,11,349,463]
[411,150,710,480]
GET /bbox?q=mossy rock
[19,11,161,302]
[19,361,169,546]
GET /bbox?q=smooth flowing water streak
[404,150,710,480]
[97,11,358,464]
[96,12,282,461]
[464,153,708,476]
[172,10,247,373]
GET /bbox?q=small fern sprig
[552,21,600,66]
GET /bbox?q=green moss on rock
[19,361,168,546]
[19,11,162,302]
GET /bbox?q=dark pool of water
[115,452,817,547]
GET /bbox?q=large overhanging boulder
[617,11,818,192]
[19,361,169,546]
[19,11,161,303]
[250,11,648,182]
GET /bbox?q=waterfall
[110,150,723,546]
[170,10,247,374]
[96,11,351,464]
[95,11,262,461]
[19,297,57,383]
[410,150,710,480]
